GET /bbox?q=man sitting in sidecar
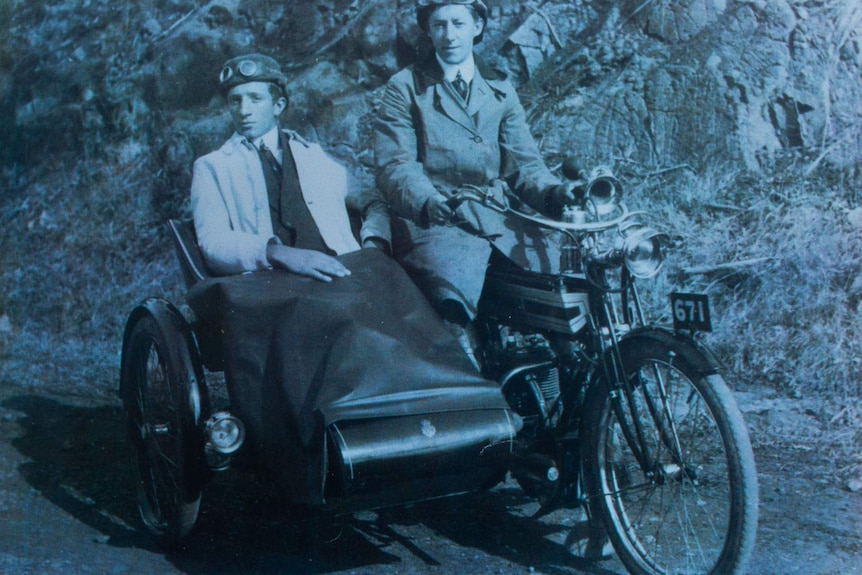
[119,54,519,546]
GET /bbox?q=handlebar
[445,184,644,235]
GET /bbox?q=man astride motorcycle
[374,0,579,366]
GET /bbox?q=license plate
[670,292,712,332]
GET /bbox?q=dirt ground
[0,377,859,575]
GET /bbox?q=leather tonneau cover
[186,249,507,482]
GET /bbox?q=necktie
[258,141,282,185]
[256,140,293,245]
[452,71,469,102]
[257,134,331,253]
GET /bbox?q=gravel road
[0,382,859,575]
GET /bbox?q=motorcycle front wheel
[582,335,758,575]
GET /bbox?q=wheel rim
[126,335,185,536]
[601,360,732,574]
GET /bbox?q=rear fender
[122,298,183,359]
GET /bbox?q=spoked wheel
[583,336,758,575]
[120,301,208,547]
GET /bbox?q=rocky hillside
[3,0,860,177]
[1,0,861,418]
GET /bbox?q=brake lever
[443,186,487,228]
[446,185,506,213]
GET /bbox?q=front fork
[597,277,685,478]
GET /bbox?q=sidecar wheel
[582,337,758,575]
[120,302,208,547]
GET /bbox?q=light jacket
[191,130,389,276]
[374,53,562,316]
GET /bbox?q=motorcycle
[447,166,759,575]
[119,167,758,575]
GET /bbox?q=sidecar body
[119,220,519,545]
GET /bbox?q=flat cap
[416,0,489,43]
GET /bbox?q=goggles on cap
[220,59,262,84]
[218,54,288,96]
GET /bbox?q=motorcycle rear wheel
[583,337,758,575]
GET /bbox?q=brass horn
[584,166,622,216]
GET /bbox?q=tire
[120,304,207,547]
[582,335,758,575]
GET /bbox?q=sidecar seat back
[166,219,224,371]
[167,219,213,289]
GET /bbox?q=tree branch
[681,257,773,275]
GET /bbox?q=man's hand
[547,182,583,208]
[266,244,351,282]
[426,194,457,226]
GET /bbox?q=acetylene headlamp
[620,225,667,278]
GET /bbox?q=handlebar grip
[445,195,464,211]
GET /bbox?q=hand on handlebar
[426,194,458,226]
[436,182,634,235]
[546,181,584,210]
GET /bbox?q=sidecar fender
[616,326,723,377]
[120,298,208,423]
[121,299,199,370]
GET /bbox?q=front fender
[581,326,725,445]
[617,326,723,377]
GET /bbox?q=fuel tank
[480,251,592,335]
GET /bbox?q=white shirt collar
[435,53,475,84]
[244,126,282,164]
[254,127,282,162]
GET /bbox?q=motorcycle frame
[475,221,694,515]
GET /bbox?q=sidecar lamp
[205,411,246,455]
[623,227,667,278]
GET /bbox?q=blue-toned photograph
[0,1,860,574]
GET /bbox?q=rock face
[528,0,861,173]
[2,0,860,179]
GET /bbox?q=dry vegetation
[0,150,182,399]
[614,156,862,481]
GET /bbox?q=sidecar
[119,220,519,546]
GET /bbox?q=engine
[498,330,561,419]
